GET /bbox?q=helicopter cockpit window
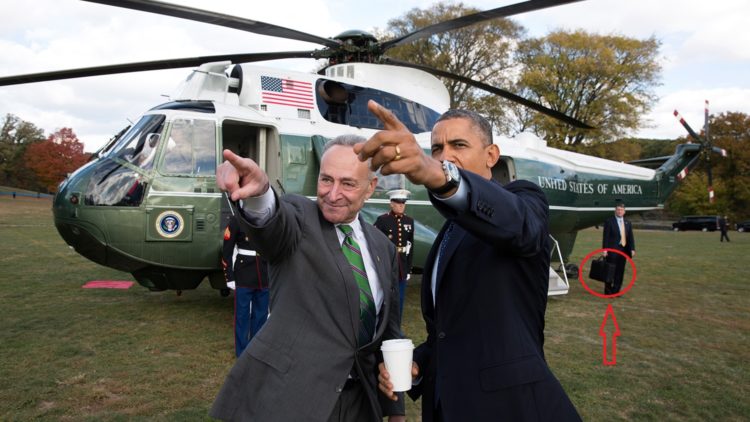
[84,159,146,207]
[161,118,216,176]
[315,79,441,133]
[107,114,166,170]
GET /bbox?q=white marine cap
[387,189,410,203]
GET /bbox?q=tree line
[379,2,660,148]
[0,114,89,194]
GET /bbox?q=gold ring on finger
[394,145,401,161]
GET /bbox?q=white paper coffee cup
[380,339,414,392]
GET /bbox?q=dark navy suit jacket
[602,215,635,255]
[409,170,580,421]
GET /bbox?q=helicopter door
[491,157,516,185]
[219,120,278,228]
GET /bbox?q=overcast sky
[1,0,748,152]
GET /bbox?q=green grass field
[1,197,748,420]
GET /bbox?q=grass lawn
[1,197,748,420]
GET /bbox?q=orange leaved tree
[24,128,89,193]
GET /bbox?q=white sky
[1,0,748,152]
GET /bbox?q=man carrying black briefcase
[589,256,615,285]
[601,202,635,294]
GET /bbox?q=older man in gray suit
[211,135,405,422]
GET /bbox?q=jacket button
[438,332,446,339]
[336,386,343,393]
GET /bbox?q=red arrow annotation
[599,303,621,366]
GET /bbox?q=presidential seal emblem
[156,211,184,238]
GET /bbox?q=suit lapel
[436,222,465,295]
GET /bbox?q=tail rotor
[673,101,726,204]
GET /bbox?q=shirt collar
[336,214,363,239]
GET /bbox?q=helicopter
[0,0,710,296]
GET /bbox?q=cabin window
[315,79,441,133]
[107,114,166,170]
[161,118,216,176]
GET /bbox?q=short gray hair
[323,134,367,151]
[322,134,375,180]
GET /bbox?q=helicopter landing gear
[220,288,230,297]
[564,263,579,278]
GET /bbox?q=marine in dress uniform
[222,217,270,357]
[374,189,414,316]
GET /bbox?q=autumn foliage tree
[24,128,89,193]
[1,113,45,189]
[515,30,661,147]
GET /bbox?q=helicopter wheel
[220,288,230,297]
[564,263,579,277]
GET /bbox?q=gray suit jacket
[210,193,403,421]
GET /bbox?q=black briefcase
[589,256,615,283]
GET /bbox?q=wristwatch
[430,161,461,195]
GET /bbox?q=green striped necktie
[339,224,376,346]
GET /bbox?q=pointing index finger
[368,100,408,132]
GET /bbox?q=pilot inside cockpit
[163,120,194,174]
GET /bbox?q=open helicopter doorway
[219,119,282,192]
[211,119,279,292]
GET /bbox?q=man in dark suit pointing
[602,202,635,295]
[357,101,580,421]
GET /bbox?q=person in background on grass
[719,216,731,242]
[222,215,269,358]
[374,189,414,317]
[602,202,635,295]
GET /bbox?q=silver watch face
[444,161,460,182]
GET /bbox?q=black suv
[736,221,750,232]
[672,216,719,232]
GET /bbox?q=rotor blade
[704,99,710,143]
[0,51,317,86]
[673,110,704,143]
[381,0,583,51]
[83,0,341,48]
[383,58,592,129]
[704,100,713,202]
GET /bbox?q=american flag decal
[261,76,314,109]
